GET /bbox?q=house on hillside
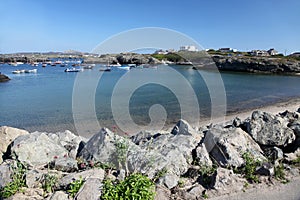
[267,48,278,56]
[179,45,199,52]
[218,48,237,53]
[250,50,269,56]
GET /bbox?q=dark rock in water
[244,111,295,147]
[0,74,10,82]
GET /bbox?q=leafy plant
[41,173,58,194]
[239,152,261,183]
[178,179,185,188]
[198,165,216,188]
[0,162,26,198]
[115,138,129,171]
[67,177,85,198]
[274,162,288,183]
[101,173,155,200]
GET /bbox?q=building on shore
[179,45,199,52]
[267,48,278,56]
[218,48,237,53]
[250,48,278,56]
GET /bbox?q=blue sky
[0,0,299,54]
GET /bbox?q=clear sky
[0,0,299,54]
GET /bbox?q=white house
[218,48,237,53]
[179,45,199,52]
[267,48,278,56]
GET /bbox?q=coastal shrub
[41,173,58,194]
[274,162,288,183]
[101,173,155,200]
[239,152,261,183]
[115,138,129,171]
[198,165,217,188]
[0,162,26,198]
[67,176,85,198]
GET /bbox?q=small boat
[117,66,130,70]
[60,64,66,67]
[83,65,94,69]
[99,67,111,72]
[19,69,26,73]
[64,67,83,72]
[109,62,122,67]
[12,70,21,74]
[42,63,47,67]
[25,69,37,73]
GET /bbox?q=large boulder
[75,178,102,200]
[244,111,295,146]
[46,130,86,159]
[0,160,14,188]
[204,126,265,167]
[10,132,68,167]
[0,74,10,82]
[0,126,29,163]
[210,168,245,195]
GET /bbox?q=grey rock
[154,185,170,200]
[0,74,10,82]
[53,157,78,172]
[59,168,105,189]
[171,119,197,137]
[161,174,179,189]
[195,144,213,167]
[263,146,283,164]
[204,126,265,167]
[47,130,85,159]
[50,191,69,200]
[185,184,205,200]
[211,168,245,194]
[0,126,29,164]
[245,111,295,146]
[8,188,44,200]
[10,132,68,167]
[0,160,14,188]
[130,130,161,145]
[256,162,274,176]
[26,169,43,188]
[75,178,102,200]
[116,169,126,181]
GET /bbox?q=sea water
[1,63,300,134]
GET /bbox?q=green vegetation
[291,157,300,165]
[0,162,26,198]
[274,162,289,183]
[153,167,168,182]
[41,173,58,194]
[238,152,261,183]
[101,173,155,200]
[115,138,129,172]
[67,177,85,198]
[198,165,217,188]
[152,53,183,62]
[177,179,185,188]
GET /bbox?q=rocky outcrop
[204,126,265,167]
[0,74,10,82]
[244,111,295,147]
[0,126,29,164]
[212,55,300,74]
[1,108,300,199]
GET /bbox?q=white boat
[12,70,21,74]
[109,63,122,67]
[25,69,37,73]
[64,67,83,72]
[83,65,94,69]
[117,66,130,70]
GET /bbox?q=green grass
[101,173,155,200]
[274,162,289,183]
[0,162,26,198]
[67,177,85,198]
[198,165,217,188]
[41,173,58,194]
[238,152,261,183]
[153,167,168,182]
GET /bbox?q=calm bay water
[1,63,300,134]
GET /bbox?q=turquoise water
[1,63,300,134]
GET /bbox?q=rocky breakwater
[1,109,300,199]
[212,55,300,74]
[84,53,161,65]
[0,74,10,82]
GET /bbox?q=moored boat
[64,67,83,72]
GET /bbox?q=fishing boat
[83,64,94,69]
[64,67,83,72]
[99,67,111,72]
[12,70,21,74]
